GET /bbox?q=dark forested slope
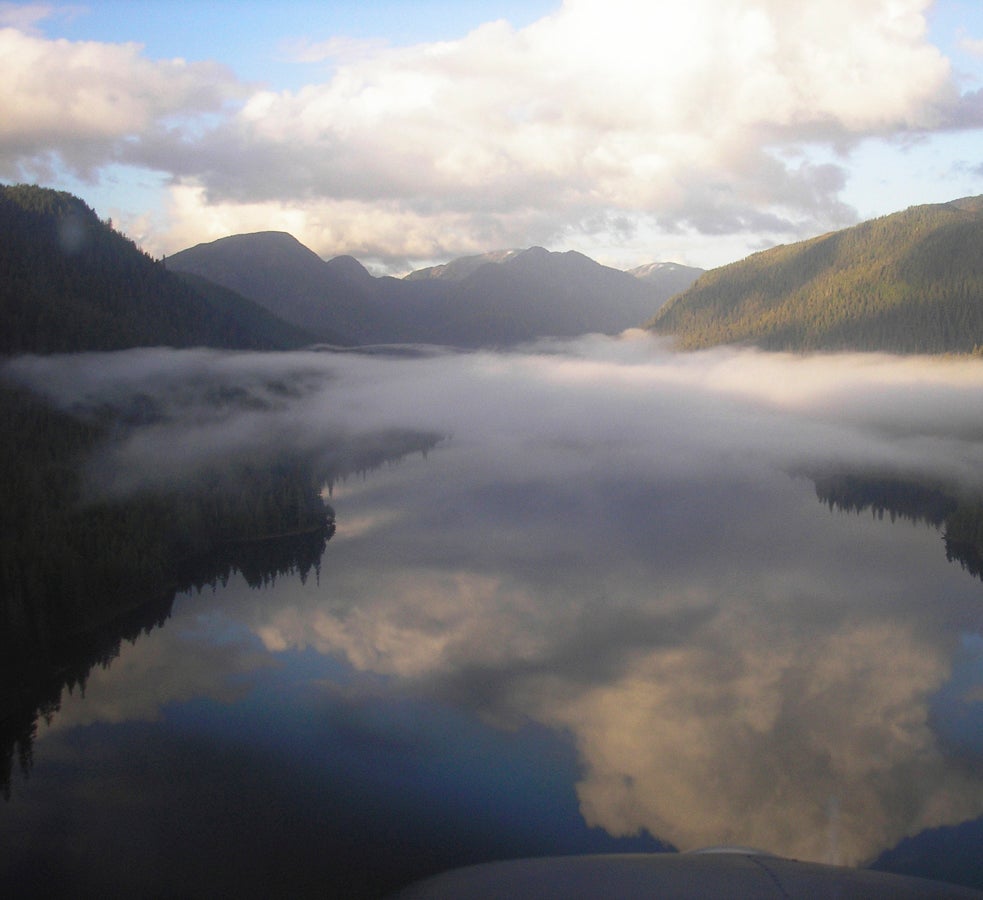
[0,185,322,776]
[648,196,983,353]
[0,184,314,353]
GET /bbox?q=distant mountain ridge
[0,185,314,354]
[627,261,707,300]
[168,236,701,347]
[11,181,983,357]
[648,196,983,354]
[403,249,523,281]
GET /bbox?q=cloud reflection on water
[7,333,983,866]
[247,487,983,864]
[38,609,275,735]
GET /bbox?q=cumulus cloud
[0,22,243,180]
[242,501,983,863]
[539,617,983,865]
[0,3,57,31]
[158,183,560,268]
[2,0,978,267]
[158,0,955,262]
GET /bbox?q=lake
[2,334,983,896]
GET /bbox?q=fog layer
[7,333,983,864]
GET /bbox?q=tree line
[649,197,983,354]
[812,468,983,581]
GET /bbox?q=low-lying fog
[6,331,983,866]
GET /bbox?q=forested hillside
[0,185,326,779]
[648,196,983,353]
[0,372,439,794]
[0,184,314,353]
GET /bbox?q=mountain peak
[326,254,372,283]
[403,249,523,281]
[947,195,983,214]
[0,184,311,352]
[168,231,330,283]
[181,230,320,258]
[628,261,704,283]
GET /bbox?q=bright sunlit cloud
[1,0,981,269]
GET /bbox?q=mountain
[648,196,983,354]
[403,249,523,281]
[627,261,705,297]
[422,246,670,344]
[0,184,314,354]
[401,249,701,340]
[170,236,694,347]
[165,232,357,344]
[388,246,667,344]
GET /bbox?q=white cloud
[37,604,274,734]
[214,1,949,189]
[0,3,51,31]
[537,615,983,865]
[0,24,243,179]
[2,0,979,267]
[277,34,391,66]
[156,183,564,268]
[153,0,966,263]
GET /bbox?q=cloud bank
[1,1,981,268]
[8,336,983,494]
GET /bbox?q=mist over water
[9,333,983,496]
[4,333,983,875]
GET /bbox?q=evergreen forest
[649,196,983,353]
[0,184,315,354]
[0,184,437,795]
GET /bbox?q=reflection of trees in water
[0,383,440,798]
[942,506,983,581]
[811,470,983,583]
[1,592,175,800]
[0,522,334,800]
[183,521,335,591]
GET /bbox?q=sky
[2,0,983,273]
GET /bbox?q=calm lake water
[3,335,983,896]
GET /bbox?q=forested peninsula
[648,196,983,354]
[0,185,335,629]
[0,185,437,793]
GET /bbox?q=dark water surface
[2,336,983,896]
